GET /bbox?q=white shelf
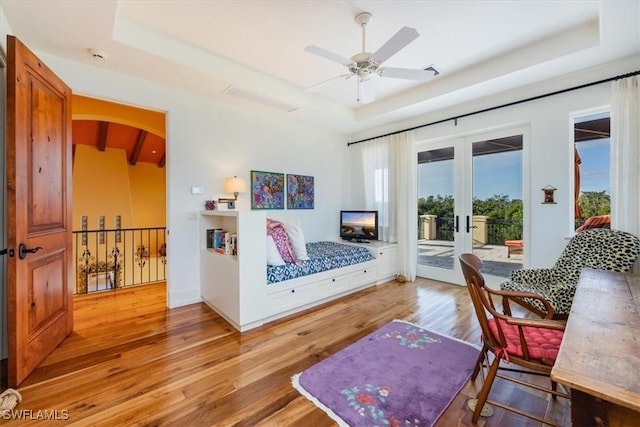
[199,210,267,330]
[200,210,238,217]
[336,240,398,284]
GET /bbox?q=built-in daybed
[199,211,395,332]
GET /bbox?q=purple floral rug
[292,319,480,427]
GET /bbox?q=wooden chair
[459,253,569,426]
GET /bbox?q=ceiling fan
[305,12,439,104]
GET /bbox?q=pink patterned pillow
[267,219,296,263]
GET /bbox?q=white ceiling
[2,1,639,135]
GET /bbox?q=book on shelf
[206,229,215,249]
[213,229,223,249]
[206,229,238,256]
[229,233,237,256]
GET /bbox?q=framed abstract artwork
[286,174,314,209]
[251,170,285,210]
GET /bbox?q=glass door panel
[470,135,524,280]
[416,144,460,283]
[416,130,525,285]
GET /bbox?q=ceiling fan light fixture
[305,11,437,104]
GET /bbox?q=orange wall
[72,145,135,231]
[71,94,166,231]
[129,163,166,228]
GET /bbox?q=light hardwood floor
[5,279,570,426]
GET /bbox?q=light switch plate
[191,186,203,194]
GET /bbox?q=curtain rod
[347,69,640,147]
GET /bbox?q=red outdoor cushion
[488,318,563,362]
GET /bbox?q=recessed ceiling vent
[223,87,298,113]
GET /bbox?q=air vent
[223,87,298,113]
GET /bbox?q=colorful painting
[251,170,285,210]
[287,174,314,209]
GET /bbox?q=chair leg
[471,344,487,381]
[551,380,558,400]
[472,354,500,424]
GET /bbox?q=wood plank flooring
[4,279,570,426]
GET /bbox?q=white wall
[349,55,640,269]
[1,45,348,309]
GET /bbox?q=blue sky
[419,140,609,200]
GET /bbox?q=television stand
[343,238,370,243]
[337,239,399,284]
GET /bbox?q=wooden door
[6,35,73,387]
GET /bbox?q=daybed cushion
[267,219,296,263]
[284,219,310,261]
[267,241,374,284]
[267,236,286,266]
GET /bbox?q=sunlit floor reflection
[418,240,523,278]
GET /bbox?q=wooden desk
[551,268,640,426]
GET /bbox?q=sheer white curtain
[362,137,391,240]
[389,132,417,281]
[361,131,417,281]
[611,75,640,272]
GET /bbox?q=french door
[416,128,525,286]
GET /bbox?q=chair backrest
[459,253,503,350]
[553,228,640,284]
[576,214,610,232]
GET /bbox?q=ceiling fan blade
[305,45,353,66]
[357,78,375,104]
[379,66,439,81]
[305,73,353,92]
[371,26,419,64]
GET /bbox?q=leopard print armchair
[500,228,640,318]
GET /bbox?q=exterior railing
[485,219,523,244]
[73,227,167,295]
[419,215,523,244]
[436,217,455,241]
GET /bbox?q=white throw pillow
[284,219,310,260]
[266,235,286,266]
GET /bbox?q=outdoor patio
[418,239,523,279]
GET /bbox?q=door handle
[1,248,15,257]
[465,216,477,233]
[18,243,43,260]
[455,216,459,233]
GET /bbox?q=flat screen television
[340,210,379,243]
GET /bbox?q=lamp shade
[223,176,247,194]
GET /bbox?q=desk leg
[572,389,640,427]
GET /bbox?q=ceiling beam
[129,130,148,165]
[98,121,109,151]
[158,153,166,168]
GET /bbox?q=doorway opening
[72,95,167,302]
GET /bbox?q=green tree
[419,194,522,220]
[418,195,454,218]
[578,191,610,219]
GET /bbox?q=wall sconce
[542,185,557,204]
[218,176,247,209]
